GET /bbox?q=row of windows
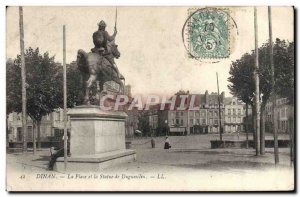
[226,117,242,123]
[280,108,288,118]
[277,98,288,105]
[278,120,289,132]
[172,112,184,117]
[8,112,63,122]
[171,111,224,117]
[207,104,225,108]
[225,125,244,132]
[172,119,184,126]
[12,126,54,142]
[266,105,272,112]
[266,114,273,122]
[190,118,206,125]
[9,114,40,122]
[227,108,242,115]
[172,118,222,126]
[266,98,289,111]
[267,107,288,120]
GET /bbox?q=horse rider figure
[91,20,121,79]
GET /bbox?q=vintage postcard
[6,6,294,191]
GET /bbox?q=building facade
[265,97,293,133]
[224,97,246,133]
[7,108,70,144]
[154,91,227,135]
[141,91,247,136]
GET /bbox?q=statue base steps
[55,149,136,172]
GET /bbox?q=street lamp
[165,120,168,136]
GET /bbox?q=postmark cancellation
[183,7,231,60]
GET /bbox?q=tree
[228,52,255,149]
[7,47,63,150]
[273,40,295,165]
[7,59,22,114]
[273,40,294,104]
[6,58,21,148]
[66,62,85,107]
[137,113,150,137]
[228,39,294,153]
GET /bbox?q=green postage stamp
[186,8,230,59]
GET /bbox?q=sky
[6,6,294,98]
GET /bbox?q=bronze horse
[77,42,124,104]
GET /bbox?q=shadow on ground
[170,149,255,156]
[32,155,50,162]
[172,160,290,171]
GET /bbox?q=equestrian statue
[77,19,125,105]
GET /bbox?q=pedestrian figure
[48,131,71,170]
[151,138,155,148]
[164,136,171,149]
[48,148,64,170]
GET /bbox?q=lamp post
[216,72,223,141]
[19,6,27,153]
[63,25,68,171]
[165,120,168,136]
[254,7,261,156]
[268,6,279,165]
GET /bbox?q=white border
[1,0,298,196]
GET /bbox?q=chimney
[221,91,225,103]
[205,90,209,104]
[125,85,132,97]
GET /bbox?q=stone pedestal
[55,105,136,172]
